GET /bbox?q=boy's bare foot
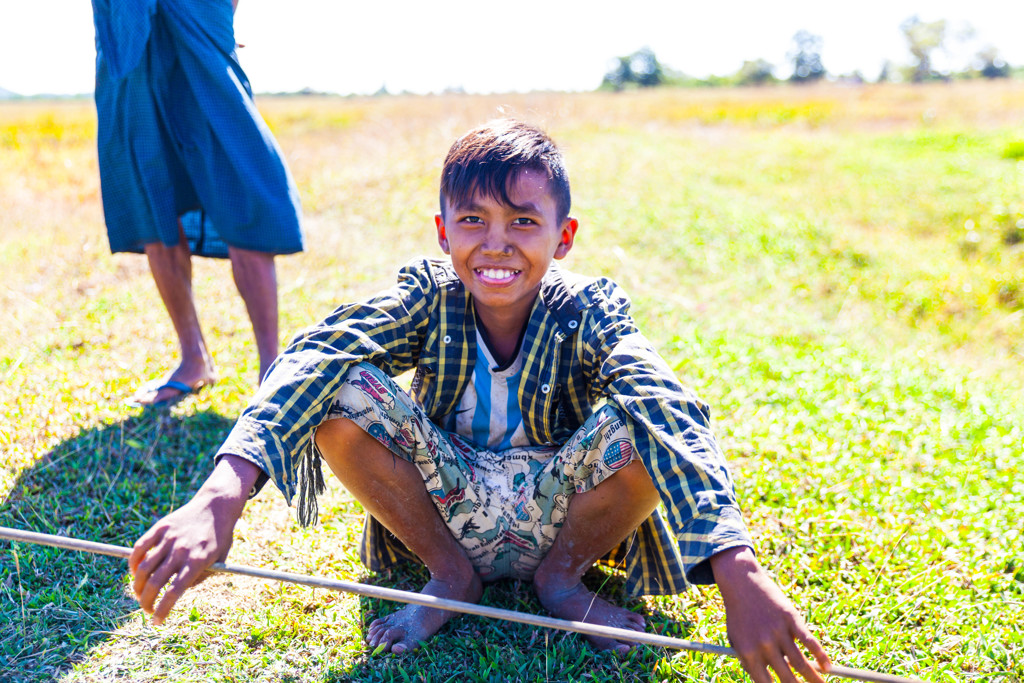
[367,571,483,654]
[534,579,645,654]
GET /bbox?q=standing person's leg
[532,461,661,653]
[227,246,278,382]
[314,418,483,654]
[132,221,217,406]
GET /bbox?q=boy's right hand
[128,455,260,624]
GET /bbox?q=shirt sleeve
[215,259,439,504]
[581,278,754,584]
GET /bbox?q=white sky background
[2,0,1023,96]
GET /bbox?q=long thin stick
[0,526,923,683]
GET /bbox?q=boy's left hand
[710,546,831,683]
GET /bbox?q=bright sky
[2,0,1023,96]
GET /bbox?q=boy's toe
[367,619,401,649]
[590,635,632,654]
[624,612,646,630]
[367,616,421,654]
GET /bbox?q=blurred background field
[1,82,1022,681]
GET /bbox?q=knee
[614,461,661,512]
[227,245,275,266]
[314,417,364,467]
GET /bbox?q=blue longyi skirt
[93,0,303,258]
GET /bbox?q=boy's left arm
[711,546,831,683]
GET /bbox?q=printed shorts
[321,362,639,582]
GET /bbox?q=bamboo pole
[0,526,923,683]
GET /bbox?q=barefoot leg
[533,461,661,654]
[136,226,216,404]
[315,418,482,654]
[227,245,278,383]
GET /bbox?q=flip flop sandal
[126,379,210,409]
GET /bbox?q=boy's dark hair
[440,119,571,222]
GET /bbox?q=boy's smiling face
[436,167,578,339]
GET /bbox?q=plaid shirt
[220,258,753,595]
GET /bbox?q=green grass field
[1,81,1022,682]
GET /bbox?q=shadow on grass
[0,409,234,683]
[330,563,697,683]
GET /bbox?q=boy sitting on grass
[130,119,831,682]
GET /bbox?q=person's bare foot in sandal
[129,362,217,408]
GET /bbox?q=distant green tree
[900,15,947,82]
[976,46,1011,79]
[877,60,892,83]
[601,47,665,91]
[788,30,826,83]
[736,59,776,86]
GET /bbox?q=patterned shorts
[321,363,639,582]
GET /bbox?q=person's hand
[710,546,831,683]
[128,455,260,624]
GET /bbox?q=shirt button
[567,320,578,329]
[541,384,550,394]
[443,335,452,344]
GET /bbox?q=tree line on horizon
[601,16,1019,90]
[3,14,1016,100]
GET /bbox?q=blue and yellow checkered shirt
[219,258,753,595]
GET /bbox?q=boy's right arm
[129,454,262,624]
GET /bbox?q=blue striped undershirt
[452,327,528,450]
